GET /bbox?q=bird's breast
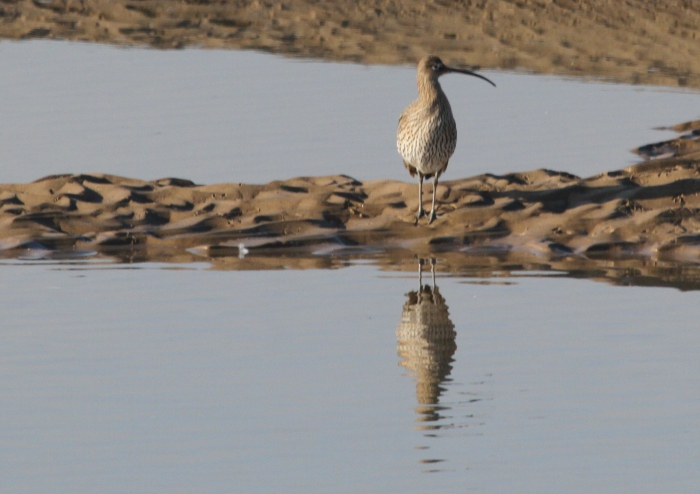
[397,103,457,174]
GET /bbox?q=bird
[397,55,496,224]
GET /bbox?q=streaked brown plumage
[397,55,496,223]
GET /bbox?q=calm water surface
[0,260,699,493]
[0,40,699,185]
[1,40,699,493]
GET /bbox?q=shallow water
[0,259,699,493]
[1,40,699,186]
[1,39,700,493]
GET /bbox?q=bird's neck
[417,74,446,104]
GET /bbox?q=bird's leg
[428,172,441,224]
[418,258,424,293]
[416,174,425,220]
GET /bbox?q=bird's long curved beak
[446,67,496,87]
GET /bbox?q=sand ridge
[3,150,700,264]
[634,120,700,160]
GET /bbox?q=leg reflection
[397,258,456,429]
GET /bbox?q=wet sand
[3,123,700,289]
[2,0,700,88]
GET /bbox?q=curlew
[397,55,496,223]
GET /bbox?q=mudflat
[3,123,700,273]
[2,0,700,88]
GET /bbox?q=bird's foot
[427,210,437,224]
[415,208,426,221]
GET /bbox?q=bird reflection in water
[397,258,456,430]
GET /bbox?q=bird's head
[419,56,449,78]
[417,55,496,87]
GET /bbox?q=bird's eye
[433,63,442,71]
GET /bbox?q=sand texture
[4,145,700,266]
[635,120,700,160]
[2,0,700,88]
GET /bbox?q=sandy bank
[3,139,700,268]
[2,0,700,88]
